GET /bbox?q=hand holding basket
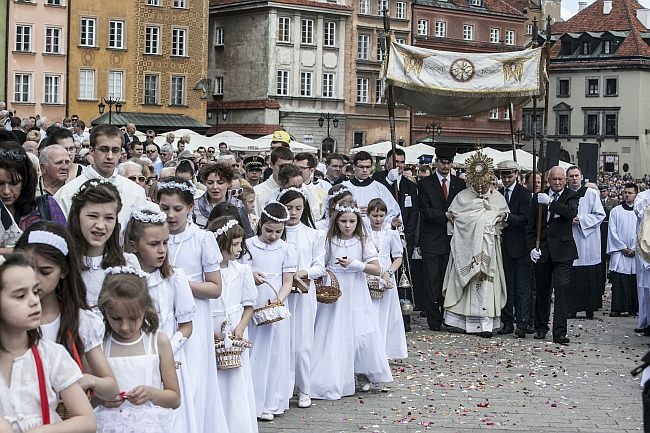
[252,281,291,325]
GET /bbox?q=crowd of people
[0,117,649,433]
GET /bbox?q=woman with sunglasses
[193,162,254,237]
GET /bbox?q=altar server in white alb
[607,183,639,317]
[634,186,650,336]
[565,167,605,319]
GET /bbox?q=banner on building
[383,40,546,117]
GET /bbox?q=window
[526,24,533,35]
[557,113,570,135]
[108,20,125,49]
[324,22,336,46]
[80,18,96,47]
[504,108,510,120]
[214,27,224,46]
[145,26,161,54]
[301,19,314,44]
[323,73,334,98]
[489,109,498,119]
[605,113,617,135]
[375,79,384,103]
[581,41,591,55]
[78,69,95,100]
[171,28,186,56]
[173,0,187,7]
[557,78,570,97]
[396,37,406,44]
[378,0,388,15]
[14,74,31,103]
[45,27,61,54]
[396,1,406,19]
[277,70,289,95]
[353,131,365,147]
[586,113,599,135]
[146,0,160,5]
[15,25,32,52]
[278,17,291,42]
[490,28,500,44]
[44,75,60,104]
[463,25,474,40]
[358,34,369,60]
[435,21,446,37]
[213,76,223,95]
[359,0,370,14]
[469,0,482,5]
[586,78,599,96]
[505,30,515,45]
[144,74,159,104]
[46,0,62,4]
[605,77,618,96]
[603,40,613,54]
[357,78,369,103]
[417,20,428,36]
[108,70,123,101]
[300,71,312,96]
[377,36,385,61]
[171,76,185,105]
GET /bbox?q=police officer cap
[244,155,264,170]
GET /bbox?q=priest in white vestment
[634,188,650,335]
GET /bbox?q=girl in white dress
[95,268,180,433]
[367,199,408,360]
[156,176,229,433]
[67,180,141,309]
[206,216,258,433]
[278,188,326,409]
[311,200,393,400]
[123,203,197,433]
[315,185,353,231]
[0,253,95,433]
[14,222,119,402]
[243,201,297,421]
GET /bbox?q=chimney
[604,0,612,14]
[638,9,650,29]
[578,1,587,11]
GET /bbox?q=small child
[241,185,259,232]
[315,185,353,231]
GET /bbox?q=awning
[417,135,514,151]
[90,112,210,134]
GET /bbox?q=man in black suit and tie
[495,160,532,337]
[527,166,579,345]
[123,122,139,153]
[418,146,465,331]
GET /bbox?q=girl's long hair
[207,216,247,259]
[256,202,288,240]
[98,273,159,335]
[0,141,37,220]
[278,189,315,228]
[124,212,173,279]
[326,199,366,262]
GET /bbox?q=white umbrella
[401,143,437,164]
[154,129,214,152]
[254,134,319,154]
[210,131,260,152]
[502,149,572,171]
[350,141,405,158]
[454,147,509,166]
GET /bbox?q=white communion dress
[81,252,141,310]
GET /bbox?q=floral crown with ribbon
[334,203,361,214]
[261,201,290,223]
[27,231,69,255]
[157,181,196,194]
[73,179,112,199]
[214,219,239,238]
[330,187,350,199]
[130,203,167,224]
[105,266,149,279]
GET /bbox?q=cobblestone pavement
[259,295,647,433]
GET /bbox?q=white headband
[157,181,196,194]
[130,203,167,224]
[105,266,149,279]
[214,219,239,238]
[28,231,69,255]
[277,187,304,201]
[262,201,290,223]
[335,203,361,214]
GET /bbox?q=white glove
[348,260,366,272]
[170,331,188,355]
[386,168,400,184]
[537,193,552,205]
[530,248,542,263]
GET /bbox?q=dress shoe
[515,328,526,338]
[609,311,620,317]
[258,412,274,421]
[428,323,441,331]
[585,311,594,319]
[553,336,570,345]
[298,390,312,408]
[634,327,647,333]
[497,324,514,335]
[479,331,493,338]
[533,331,547,340]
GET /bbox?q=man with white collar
[55,124,147,223]
[254,146,294,216]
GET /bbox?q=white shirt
[253,176,280,216]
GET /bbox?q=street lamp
[318,113,338,155]
[97,96,122,126]
[208,105,228,133]
[514,127,523,149]
[425,121,442,147]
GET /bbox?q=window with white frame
[213,76,223,95]
[358,34,369,60]
[108,20,124,49]
[144,74,159,104]
[14,74,31,103]
[324,22,336,46]
[323,73,334,98]
[44,75,60,104]
[357,78,369,103]
[396,1,406,19]
[300,71,313,96]
[359,0,370,14]
[173,0,187,7]
[146,0,160,5]
[301,19,314,44]
[171,28,186,56]
[417,20,428,36]
[16,25,32,52]
[145,26,161,54]
[78,69,95,100]
[396,37,406,44]
[277,70,289,95]
[171,76,185,105]
[377,35,385,61]
[378,0,388,15]
[80,18,96,47]
[278,17,291,42]
[469,0,482,6]
[489,108,498,119]
[375,79,384,103]
[505,30,515,45]
[46,0,62,5]
[526,24,533,35]
[490,28,500,43]
[435,21,446,37]
[214,27,224,46]
[108,70,123,101]
[463,24,473,40]
[504,108,510,119]
[45,27,61,54]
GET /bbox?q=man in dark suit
[373,148,419,331]
[495,160,532,337]
[418,146,465,331]
[123,122,139,153]
[527,166,579,345]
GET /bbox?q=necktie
[505,188,510,203]
[441,177,448,201]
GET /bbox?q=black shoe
[515,328,526,338]
[479,331,493,338]
[533,332,546,340]
[585,311,594,319]
[497,324,514,335]
[621,312,630,317]
[644,328,650,337]
[419,311,427,318]
[404,323,411,332]
[553,336,570,345]
[525,326,535,334]
[428,324,441,331]
[634,327,647,333]
[609,311,620,317]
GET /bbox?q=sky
[561,0,650,20]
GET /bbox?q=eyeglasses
[95,147,122,155]
[146,136,155,140]
[82,144,90,148]
[207,150,215,154]
[0,149,26,161]
[146,176,157,185]
[147,149,158,154]
[229,188,243,197]
[128,175,146,183]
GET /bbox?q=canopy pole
[507,102,517,162]
[383,10,398,201]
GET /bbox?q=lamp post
[514,127,523,149]
[425,121,442,147]
[208,105,228,133]
[97,96,122,126]
[318,113,338,155]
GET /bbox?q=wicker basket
[252,282,290,326]
[291,275,311,294]
[214,322,253,370]
[315,269,341,304]
[367,276,385,299]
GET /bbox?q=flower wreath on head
[330,187,350,199]
[157,181,196,194]
[334,203,361,214]
[104,266,149,279]
[261,201,290,223]
[277,187,305,201]
[73,179,112,199]
[130,203,167,224]
[214,219,239,238]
